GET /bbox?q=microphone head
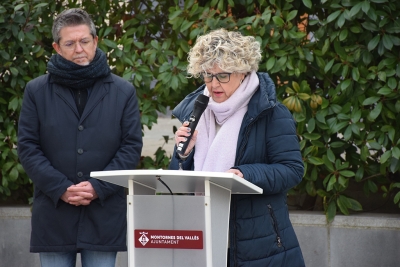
[194,94,209,110]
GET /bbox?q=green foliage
[138,135,174,170]
[382,181,400,208]
[276,0,400,221]
[0,0,55,202]
[1,0,399,221]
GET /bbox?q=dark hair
[52,8,96,43]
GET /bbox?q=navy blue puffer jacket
[170,72,305,267]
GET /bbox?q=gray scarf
[47,48,110,90]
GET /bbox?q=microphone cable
[156,175,173,195]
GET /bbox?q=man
[17,8,142,267]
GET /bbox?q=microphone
[177,94,209,156]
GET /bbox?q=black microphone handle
[177,113,201,156]
[177,95,209,156]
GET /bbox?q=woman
[170,28,305,266]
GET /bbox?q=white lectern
[90,169,262,267]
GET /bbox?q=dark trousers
[227,248,230,267]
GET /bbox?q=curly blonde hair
[187,28,262,77]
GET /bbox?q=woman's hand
[227,168,244,178]
[175,121,198,156]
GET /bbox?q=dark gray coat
[170,72,305,266]
[18,73,142,252]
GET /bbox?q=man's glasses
[60,38,93,50]
[201,73,232,83]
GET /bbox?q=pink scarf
[194,71,259,172]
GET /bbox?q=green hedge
[1,0,399,221]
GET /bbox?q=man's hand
[61,181,98,206]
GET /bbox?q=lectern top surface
[90,169,263,194]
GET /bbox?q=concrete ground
[2,207,400,267]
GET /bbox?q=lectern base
[128,189,229,267]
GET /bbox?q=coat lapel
[51,74,113,121]
[52,76,80,118]
[80,75,112,122]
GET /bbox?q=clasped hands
[61,181,98,206]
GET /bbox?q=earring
[240,74,246,84]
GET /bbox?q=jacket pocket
[267,204,283,248]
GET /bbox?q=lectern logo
[139,232,149,246]
[135,229,203,249]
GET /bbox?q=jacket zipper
[235,118,255,166]
[78,90,82,105]
[232,196,237,267]
[267,204,282,248]
[235,104,274,165]
[232,112,267,265]
[232,115,254,266]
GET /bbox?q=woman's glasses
[201,73,232,83]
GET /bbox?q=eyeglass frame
[59,37,94,50]
[201,72,232,83]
